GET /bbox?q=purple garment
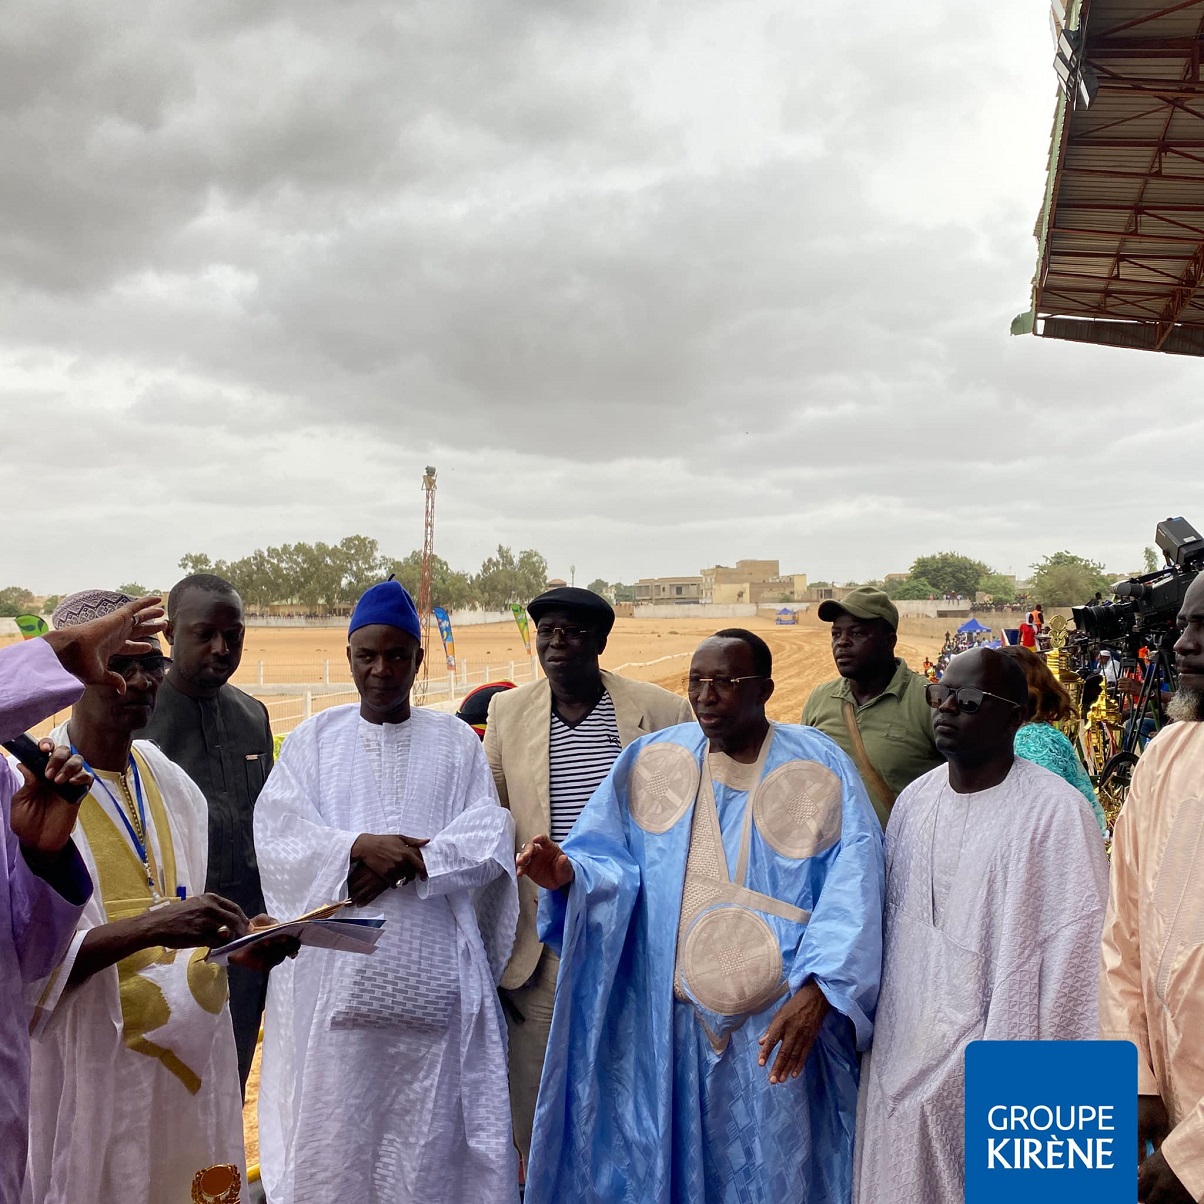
[0,639,91,1204]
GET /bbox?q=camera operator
[1096,648,1121,686]
[1100,572,1204,1203]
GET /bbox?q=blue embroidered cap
[348,580,421,641]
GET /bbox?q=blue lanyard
[73,747,158,895]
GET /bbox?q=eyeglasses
[107,654,171,681]
[925,683,1022,714]
[535,625,594,642]
[686,674,764,695]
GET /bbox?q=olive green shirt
[801,658,942,828]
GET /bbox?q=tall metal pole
[416,466,437,703]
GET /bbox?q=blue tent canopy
[958,617,990,634]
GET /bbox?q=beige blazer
[485,669,693,990]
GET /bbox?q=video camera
[1072,517,1204,651]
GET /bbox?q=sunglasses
[685,674,765,695]
[535,625,594,642]
[107,654,172,681]
[925,682,1022,714]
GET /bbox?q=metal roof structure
[1014,0,1204,355]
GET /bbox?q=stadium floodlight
[1054,53,1073,91]
[1052,24,1095,109]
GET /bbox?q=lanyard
[73,746,161,899]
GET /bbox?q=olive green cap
[816,586,899,631]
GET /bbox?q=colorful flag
[510,603,531,654]
[432,606,456,670]
[15,614,49,639]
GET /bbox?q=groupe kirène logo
[984,1101,1117,1170]
[965,1041,1137,1204]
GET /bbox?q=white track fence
[250,656,541,737]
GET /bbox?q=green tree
[178,553,215,576]
[1030,551,1112,607]
[1143,546,1160,574]
[612,582,636,603]
[887,577,936,601]
[385,551,479,611]
[475,546,549,610]
[42,595,59,615]
[116,581,147,597]
[0,586,36,618]
[517,549,549,600]
[586,578,611,598]
[908,553,990,597]
[978,573,1017,605]
[331,535,390,603]
[177,537,544,613]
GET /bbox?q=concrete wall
[632,602,759,620]
[889,601,976,619]
[711,583,751,606]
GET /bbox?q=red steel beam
[1068,137,1204,147]
[1154,238,1204,346]
[1060,166,1204,181]
[1051,224,1204,242]
[1059,201,1204,212]
[1099,1,1204,39]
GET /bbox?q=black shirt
[141,676,273,917]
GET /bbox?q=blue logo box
[965,1041,1136,1203]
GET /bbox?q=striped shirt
[548,691,622,842]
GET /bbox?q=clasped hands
[348,833,430,905]
[517,834,827,1085]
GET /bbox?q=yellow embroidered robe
[25,732,245,1204]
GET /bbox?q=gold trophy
[191,1165,242,1204]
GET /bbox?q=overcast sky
[2,0,1199,596]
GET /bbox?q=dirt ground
[8,611,949,737]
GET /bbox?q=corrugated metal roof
[1016,0,1204,354]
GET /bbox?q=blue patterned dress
[1014,721,1107,833]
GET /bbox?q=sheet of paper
[206,914,386,965]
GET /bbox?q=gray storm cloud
[1,0,1199,593]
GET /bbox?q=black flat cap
[527,586,616,635]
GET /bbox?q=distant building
[634,576,704,604]
[700,560,807,605]
[546,578,568,589]
[803,584,852,604]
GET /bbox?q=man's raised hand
[43,596,167,695]
[516,834,574,890]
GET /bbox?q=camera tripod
[1088,645,1177,831]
